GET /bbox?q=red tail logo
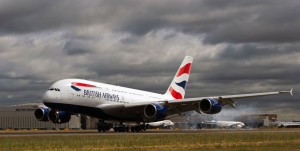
[176,63,192,77]
[169,87,183,99]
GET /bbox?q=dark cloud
[63,40,94,55]
[2,0,300,44]
[0,0,104,34]
[218,44,300,60]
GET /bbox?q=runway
[1,129,300,137]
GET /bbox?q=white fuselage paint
[204,121,245,128]
[147,120,175,127]
[43,79,167,109]
[215,121,245,128]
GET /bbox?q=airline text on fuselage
[83,90,120,101]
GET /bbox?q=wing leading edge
[178,88,293,105]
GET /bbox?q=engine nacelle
[34,108,50,121]
[48,110,71,124]
[144,104,167,120]
[199,98,222,114]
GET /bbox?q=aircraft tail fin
[164,56,193,100]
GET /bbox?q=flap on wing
[218,98,236,108]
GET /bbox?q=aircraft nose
[42,91,53,103]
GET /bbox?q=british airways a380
[34,56,293,132]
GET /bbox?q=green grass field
[1,131,300,151]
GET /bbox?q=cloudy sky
[0,0,298,120]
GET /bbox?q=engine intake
[144,104,167,120]
[34,108,49,121]
[200,98,222,114]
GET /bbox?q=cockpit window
[49,88,60,91]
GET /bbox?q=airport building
[235,114,277,128]
[0,104,149,130]
[0,104,80,130]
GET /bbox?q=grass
[0,131,300,151]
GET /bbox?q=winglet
[290,88,293,96]
[279,88,293,96]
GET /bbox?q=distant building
[235,114,277,128]
[0,104,80,130]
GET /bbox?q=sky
[0,0,299,120]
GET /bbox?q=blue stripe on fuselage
[71,85,81,91]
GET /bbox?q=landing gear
[111,122,147,132]
[97,120,148,133]
[97,120,113,132]
[113,126,130,132]
[130,123,146,132]
[113,122,130,132]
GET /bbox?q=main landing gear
[130,124,146,132]
[97,120,113,132]
[113,122,146,132]
[96,120,147,133]
[113,122,130,132]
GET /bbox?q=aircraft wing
[164,89,293,115]
[174,89,293,106]
[98,89,292,119]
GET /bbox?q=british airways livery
[34,56,293,132]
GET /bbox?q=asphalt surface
[1,129,300,137]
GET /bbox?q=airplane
[277,121,300,128]
[34,56,293,132]
[203,120,245,129]
[146,120,174,129]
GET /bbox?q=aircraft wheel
[131,127,135,132]
[134,126,140,132]
[140,125,146,131]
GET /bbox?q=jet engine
[144,104,167,120]
[34,108,50,121]
[199,98,222,114]
[48,110,71,123]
